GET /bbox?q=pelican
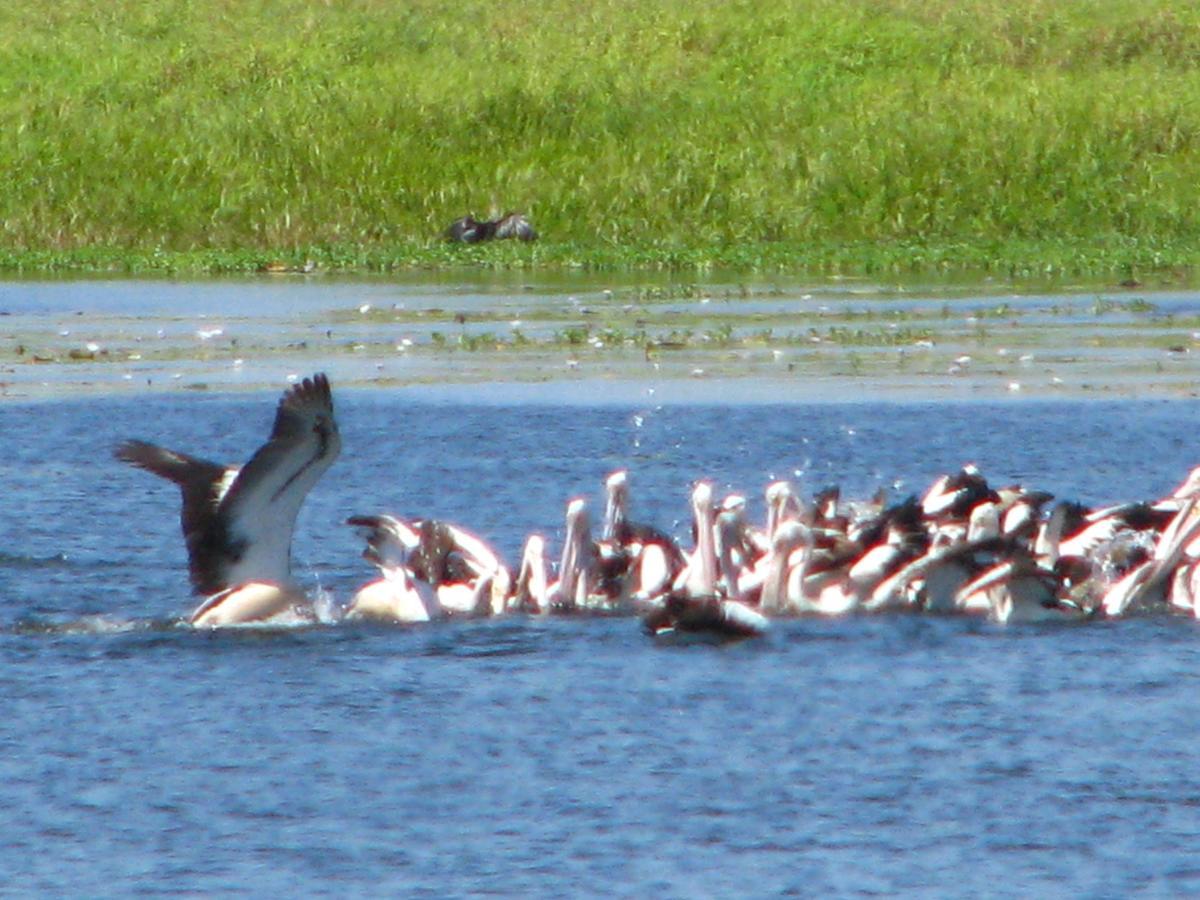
[758,521,806,615]
[766,520,861,617]
[507,499,605,613]
[967,501,1002,542]
[344,514,509,621]
[643,482,768,637]
[115,373,340,627]
[764,480,804,542]
[510,534,551,613]
[999,489,1054,540]
[600,470,684,603]
[863,533,1002,614]
[1169,559,1200,616]
[445,212,537,243]
[954,552,1085,624]
[921,464,995,519]
[1102,495,1200,617]
[342,514,441,623]
[544,498,597,611]
[828,518,924,610]
[715,506,766,604]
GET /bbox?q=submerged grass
[3,0,1200,275]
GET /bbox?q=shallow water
[3,275,1199,402]
[5,377,1200,894]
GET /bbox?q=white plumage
[116,373,340,625]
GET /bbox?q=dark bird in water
[115,374,340,626]
[446,212,537,243]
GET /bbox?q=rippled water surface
[5,278,1200,895]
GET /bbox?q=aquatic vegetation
[1091,298,1159,316]
[6,275,1200,404]
[821,326,936,347]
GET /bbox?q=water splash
[0,551,73,571]
[6,613,184,636]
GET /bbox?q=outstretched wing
[116,374,339,595]
[115,440,240,595]
[347,514,420,572]
[215,374,341,588]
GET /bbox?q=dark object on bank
[446,213,537,244]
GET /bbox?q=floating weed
[456,332,500,352]
[821,326,936,347]
[556,326,589,346]
[1091,297,1161,316]
[747,328,775,346]
[704,322,736,346]
[626,284,710,303]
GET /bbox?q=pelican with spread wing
[116,373,341,627]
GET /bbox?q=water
[5,381,1200,895]
[5,274,1199,401]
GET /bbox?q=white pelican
[342,514,441,623]
[546,498,597,611]
[344,514,509,621]
[764,480,804,542]
[768,521,861,617]
[920,464,994,519]
[643,481,768,637]
[115,373,340,627]
[758,521,806,615]
[1102,495,1200,617]
[599,471,684,605]
[510,534,551,613]
[954,553,1085,624]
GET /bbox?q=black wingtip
[270,373,337,442]
[114,438,153,465]
[113,440,207,483]
[282,372,333,409]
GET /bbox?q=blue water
[4,390,1200,895]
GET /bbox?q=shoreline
[4,274,1200,405]
[0,240,1197,281]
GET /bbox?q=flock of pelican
[117,373,1200,636]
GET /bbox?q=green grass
[2,0,1200,276]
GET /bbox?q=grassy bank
[2,0,1199,276]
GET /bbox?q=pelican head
[603,470,629,541]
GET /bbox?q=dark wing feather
[269,373,334,444]
[212,374,340,585]
[617,520,686,569]
[220,373,338,512]
[115,439,238,595]
[493,213,537,241]
[116,374,339,596]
